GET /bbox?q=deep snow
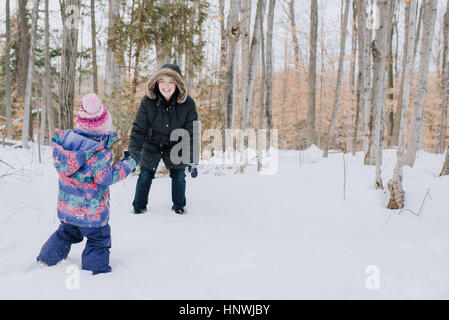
[1,142,449,299]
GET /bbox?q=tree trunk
[387,0,418,209]
[219,0,227,130]
[91,0,98,94]
[355,0,367,153]
[307,0,318,147]
[281,28,289,149]
[392,2,412,146]
[288,0,301,71]
[323,0,350,158]
[5,0,12,138]
[22,0,41,149]
[406,0,438,167]
[366,0,394,189]
[240,0,251,129]
[155,0,171,66]
[106,0,121,95]
[44,0,54,140]
[17,0,30,101]
[243,0,267,133]
[223,0,240,130]
[385,1,396,147]
[362,0,372,154]
[364,0,391,166]
[414,0,425,65]
[59,0,80,130]
[439,0,449,154]
[265,0,275,148]
[259,17,266,132]
[349,0,357,93]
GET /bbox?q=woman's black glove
[187,164,198,178]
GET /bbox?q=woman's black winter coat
[128,66,198,171]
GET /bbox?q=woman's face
[158,76,176,101]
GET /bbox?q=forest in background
[1,0,449,209]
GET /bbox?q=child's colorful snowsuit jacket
[52,128,136,228]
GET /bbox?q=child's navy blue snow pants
[37,222,112,275]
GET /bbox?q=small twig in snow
[383,189,432,227]
[0,158,15,170]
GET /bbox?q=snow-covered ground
[1,142,449,299]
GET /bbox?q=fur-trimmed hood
[146,65,187,104]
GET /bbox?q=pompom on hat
[76,93,112,133]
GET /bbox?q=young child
[36,93,138,275]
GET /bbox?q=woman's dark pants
[132,167,186,211]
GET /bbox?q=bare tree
[288,0,301,71]
[364,0,393,172]
[240,0,251,128]
[349,0,357,92]
[91,0,98,94]
[223,0,240,129]
[105,0,121,95]
[22,0,41,149]
[17,0,30,101]
[59,0,80,130]
[355,0,367,154]
[219,0,227,134]
[439,0,449,154]
[243,0,267,133]
[323,0,350,158]
[362,1,373,154]
[369,0,396,189]
[387,0,418,209]
[406,0,438,167]
[265,0,275,145]
[43,0,54,141]
[385,0,397,147]
[307,0,318,147]
[5,0,12,138]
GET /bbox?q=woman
[127,64,198,215]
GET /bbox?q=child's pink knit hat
[76,93,112,133]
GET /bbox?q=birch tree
[243,0,267,133]
[387,0,418,209]
[355,0,368,153]
[5,0,12,138]
[257,16,266,172]
[240,0,251,128]
[323,0,350,158]
[364,0,390,165]
[406,0,438,167]
[22,0,41,149]
[219,0,226,132]
[307,0,318,147]
[362,1,373,153]
[265,0,275,144]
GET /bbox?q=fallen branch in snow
[383,189,432,227]
[0,158,15,170]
